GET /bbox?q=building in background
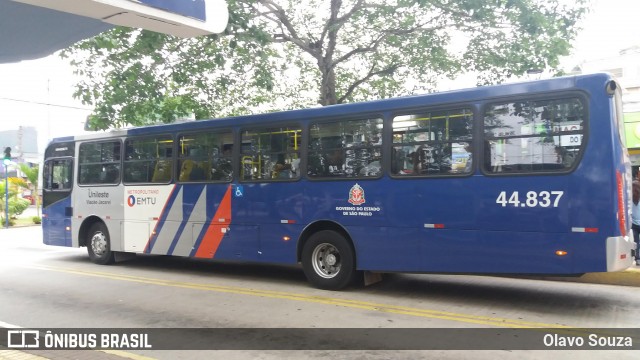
[0,126,39,178]
[569,45,640,165]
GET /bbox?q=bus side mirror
[606,80,618,96]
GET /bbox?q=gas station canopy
[0,0,229,63]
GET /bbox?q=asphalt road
[0,225,639,360]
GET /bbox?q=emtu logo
[127,195,157,207]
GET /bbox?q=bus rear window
[483,97,585,174]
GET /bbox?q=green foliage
[1,217,15,227]
[32,216,42,224]
[0,179,28,221]
[62,0,590,129]
[18,163,38,186]
[61,0,279,129]
[17,163,40,217]
[0,190,29,223]
[0,181,17,212]
[10,198,30,217]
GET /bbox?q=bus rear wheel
[302,230,356,290]
[87,222,115,265]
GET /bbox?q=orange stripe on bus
[194,186,232,258]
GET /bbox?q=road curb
[521,265,640,287]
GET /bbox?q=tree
[62,0,589,130]
[0,179,29,226]
[62,1,278,130]
[18,163,40,217]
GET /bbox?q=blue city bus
[42,73,636,290]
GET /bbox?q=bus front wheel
[87,222,115,265]
[302,230,356,290]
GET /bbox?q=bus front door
[42,158,74,247]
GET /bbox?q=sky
[0,0,639,153]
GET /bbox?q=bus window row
[76,97,585,185]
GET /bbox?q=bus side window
[309,118,382,179]
[78,141,121,185]
[483,98,584,174]
[392,108,473,176]
[241,127,301,181]
[124,135,173,183]
[179,132,232,183]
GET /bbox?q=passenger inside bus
[152,160,172,182]
[209,144,232,181]
[179,148,209,181]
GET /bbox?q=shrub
[0,217,15,227]
[10,198,30,216]
[32,216,42,224]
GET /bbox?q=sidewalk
[527,262,640,287]
[21,205,39,219]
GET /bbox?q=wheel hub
[91,232,107,256]
[311,243,341,279]
[325,253,337,266]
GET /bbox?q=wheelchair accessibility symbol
[234,185,244,197]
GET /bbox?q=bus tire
[302,230,356,290]
[87,222,115,265]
